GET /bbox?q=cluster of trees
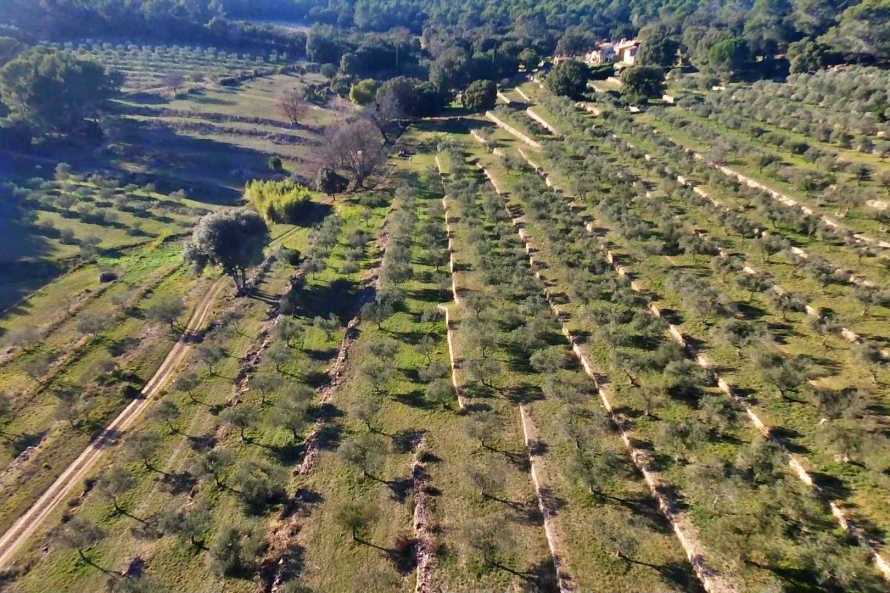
[5,0,890,105]
[0,48,121,144]
[1,0,308,53]
[544,58,665,104]
[586,88,887,254]
[545,60,591,100]
[302,24,540,112]
[645,106,889,230]
[629,116,886,302]
[659,0,888,78]
[550,2,888,80]
[280,77,437,189]
[284,212,342,288]
[708,70,890,146]
[681,93,890,160]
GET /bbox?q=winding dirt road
[0,277,227,569]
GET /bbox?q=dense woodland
[1,0,888,150]
[2,0,889,67]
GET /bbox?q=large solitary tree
[0,48,121,136]
[277,88,307,126]
[184,209,269,295]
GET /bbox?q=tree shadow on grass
[314,423,343,452]
[504,384,545,406]
[187,432,217,452]
[303,346,338,361]
[395,389,429,409]
[9,431,45,456]
[515,557,560,593]
[483,492,542,526]
[809,471,852,500]
[297,278,361,320]
[159,470,197,495]
[745,559,847,593]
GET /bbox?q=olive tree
[335,501,374,543]
[96,466,136,515]
[0,392,12,443]
[56,516,105,565]
[146,295,185,332]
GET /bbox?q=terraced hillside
[2,47,889,593]
[466,75,890,591]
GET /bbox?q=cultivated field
[2,54,890,593]
[471,73,890,591]
[1,43,343,307]
[40,41,293,92]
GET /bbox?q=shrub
[349,79,378,105]
[244,179,316,224]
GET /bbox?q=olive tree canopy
[184,209,269,294]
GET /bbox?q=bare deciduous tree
[278,88,307,126]
[161,72,185,93]
[323,119,386,189]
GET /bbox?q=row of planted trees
[743,68,890,140]
[550,92,890,304]
[493,94,888,589]
[683,90,890,158]
[485,127,888,590]
[437,147,715,591]
[604,101,890,339]
[655,105,890,212]
[537,89,890,464]
[21,200,370,591]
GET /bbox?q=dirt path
[0,277,226,569]
[411,438,436,593]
